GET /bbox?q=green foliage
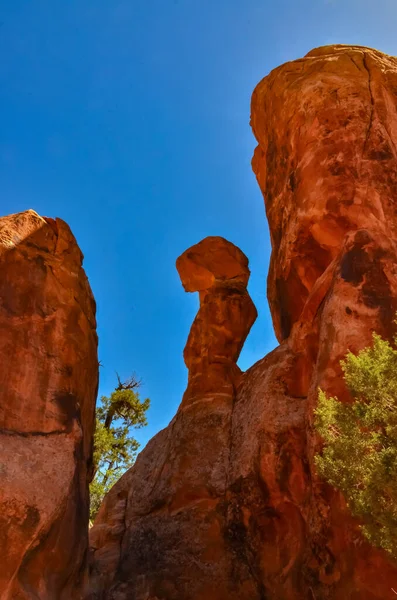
[314,332,397,558]
[89,375,150,521]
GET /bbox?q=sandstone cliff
[88,45,397,599]
[0,210,98,599]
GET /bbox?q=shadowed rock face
[88,45,397,599]
[0,210,98,599]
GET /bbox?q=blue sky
[1,0,396,447]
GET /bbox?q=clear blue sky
[1,0,396,447]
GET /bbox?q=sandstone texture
[251,44,397,343]
[88,45,397,599]
[177,236,257,407]
[0,210,98,599]
[87,237,257,599]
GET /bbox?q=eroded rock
[87,238,257,599]
[88,45,397,599]
[0,210,98,599]
[252,44,397,342]
[247,43,397,599]
[177,236,257,407]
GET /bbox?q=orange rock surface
[247,43,397,599]
[251,44,397,343]
[177,236,257,406]
[176,235,250,292]
[87,45,397,599]
[0,210,98,599]
[88,237,257,599]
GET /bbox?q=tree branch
[115,372,142,391]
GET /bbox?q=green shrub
[314,332,397,558]
[90,375,150,521]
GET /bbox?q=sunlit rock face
[252,44,397,343]
[0,210,98,600]
[88,45,397,599]
[248,44,397,599]
[176,236,257,407]
[87,237,257,600]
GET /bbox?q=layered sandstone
[88,45,397,599]
[0,210,98,599]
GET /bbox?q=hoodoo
[87,236,257,599]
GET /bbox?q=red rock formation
[0,210,98,599]
[88,45,397,599]
[247,43,397,599]
[87,237,257,599]
[251,44,397,344]
[177,236,257,406]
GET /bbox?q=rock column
[0,210,98,599]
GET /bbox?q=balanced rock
[87,238,257,600]
[0,210,98,599]
[176,235,250,292]
[177,236,257,406]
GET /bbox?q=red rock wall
[0,210,98,599]
[251,44,397,343]
[248,43,397,599]
[87,45,397,599]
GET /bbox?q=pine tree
[90,374,150,521]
